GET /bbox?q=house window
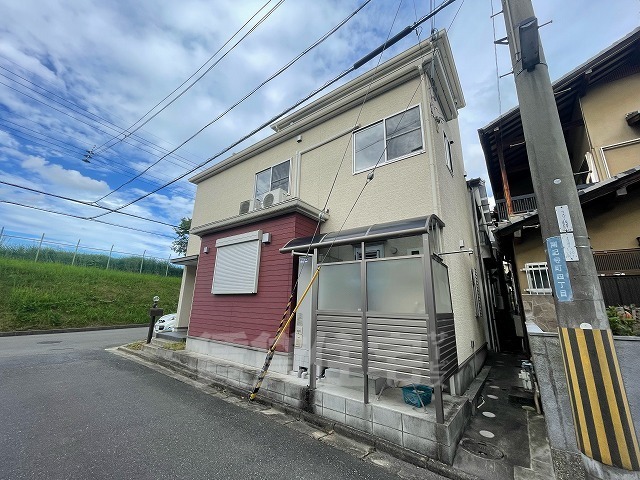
[212,230,263,294]
[255,160,290,202]
[444,131,453,173]
[523,262,552,295]
[353,105,424,173]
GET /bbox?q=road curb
[0,324,147,337]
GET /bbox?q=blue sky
[0,0,638,259]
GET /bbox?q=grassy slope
[0,258,181,331]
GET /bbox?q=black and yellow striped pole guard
[249,266,321,401]
[558,327,640,471]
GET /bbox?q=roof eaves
[190,198,327,237]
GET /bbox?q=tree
[171,217,191,256]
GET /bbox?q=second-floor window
[255,159,290,202]
[353,105,424,174]
[444,130,453,173]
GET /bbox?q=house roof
[478,28,640,198]
[495,166,640,237]
[189,29,465,185]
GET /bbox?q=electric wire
[93,0,279,156]
[447,0,465,31]
[250,0,458,397]
[0,200,174,238]
[0,63,201,168]
[0,77,199,172]
[90,0,373,204]
[0,120,194,198]
[0,110,195,195]
[0,180,178,228]
[89,0,456,220]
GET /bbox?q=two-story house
[478,27,640,333]
[169,30,488,462]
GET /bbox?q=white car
[154,313,177,333]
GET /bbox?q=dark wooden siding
[599,275,640,306]
[188,213,318,352]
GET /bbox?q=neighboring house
[172,30,489,414]
[478,28,640,333]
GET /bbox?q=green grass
[0,257,181,332]
[0,244,183,277]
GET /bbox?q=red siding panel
[188,213,319,353]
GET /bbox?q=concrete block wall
[311,388,470,464]
[529,332,640,479]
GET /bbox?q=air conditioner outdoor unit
[239,199,260,215]
[261,188,288,208]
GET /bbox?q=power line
[0,200,174,238]
[0,74,200,172]
[0,180,178,228]
[89,0,456,220]
[93,0,279,156]
[0,120,195,198]
[447,0,466,31]
[92,0,374,204]
[0,63,201,169]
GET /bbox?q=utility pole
[501,0,639,477]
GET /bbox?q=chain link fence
[0,228,183,277]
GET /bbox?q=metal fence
[0,228,183,277]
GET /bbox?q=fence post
[34,233,45,263]
[106,245,114,270]
[165,254,171,277]
[139,250,146,274]
[71,239,81,266]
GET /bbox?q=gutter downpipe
[419,63,441,216]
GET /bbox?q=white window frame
[523,262,552,295]
[212,230,263,295]
[584,152,600,184]
[254,159,291,203]
[444,130,453,174]
[352,104,425,174]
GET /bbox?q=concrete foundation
[186,335,293,375]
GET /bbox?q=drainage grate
[459,438,504,460]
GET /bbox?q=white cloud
[20,155,110,196]
[0,0,638,257]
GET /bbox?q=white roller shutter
[212,230,262,294]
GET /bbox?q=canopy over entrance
[280,215,445,253]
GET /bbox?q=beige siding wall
[581,73,640,177]
[187,72,484,366]
[299,79,435,231]
[430,101,485,363]
[585,197,640,251]
[176,265,196,328]
[191,79,436,232]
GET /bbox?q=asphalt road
[0,329,445,480]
